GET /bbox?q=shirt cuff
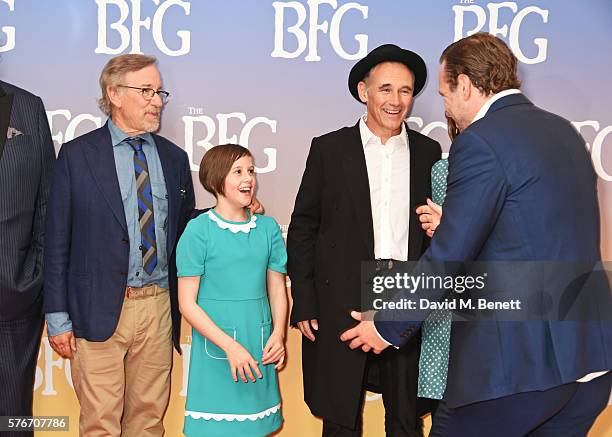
[374,324,399,349]
[45,312,73,337]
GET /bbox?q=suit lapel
[407,128,429,260]
[0,84,13,161]
[154,135,179,255]
[83,124,128,232]
[343,123,375,259]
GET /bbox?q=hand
[249,197,264,215]
[339,311,390,354]
[48,331,77,359]
[297,319,318,342]
[416,198,443,238]
[262,331,286,369]
[225,340,263,383]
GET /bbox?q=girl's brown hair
[199,144,253,197]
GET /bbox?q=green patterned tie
[418,159,452,400]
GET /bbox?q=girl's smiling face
[220,155,256,208]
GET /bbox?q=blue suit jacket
[43,123,195,350]
[375,94,612,407]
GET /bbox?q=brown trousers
[71,286,172,437]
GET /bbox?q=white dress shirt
[359,115,410,348]
[359,115,410,261]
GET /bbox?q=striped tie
[126,137,157,275]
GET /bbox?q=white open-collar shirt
[359,114,410,261]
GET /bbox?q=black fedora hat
[348,44,427,103]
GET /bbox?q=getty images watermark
[360,261,612,322]
[371,271,521,312]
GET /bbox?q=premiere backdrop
[1,0,610,435]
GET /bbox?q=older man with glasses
[44,54,195,436]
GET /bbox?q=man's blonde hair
[98,54,157,116]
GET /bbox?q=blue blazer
[43,123,195,350]
[375,94,612,407]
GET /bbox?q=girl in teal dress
[176,144,288,436]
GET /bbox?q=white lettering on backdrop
[0,0,15,52]
[271,0,368,61]
[183,110,278,174]
[45,110,609,182]
[453,2,549,64]
[95,0,191,56]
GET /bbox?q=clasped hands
[225,331,285,384]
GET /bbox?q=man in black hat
[288,44,441,436]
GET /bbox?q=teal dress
[176,210,286,437]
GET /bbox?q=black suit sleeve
[287,138,324,326]
[32,97,55,263]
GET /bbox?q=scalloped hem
[185,404,281,422]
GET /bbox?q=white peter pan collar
[207,209,257,234]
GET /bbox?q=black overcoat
[287,122,441,428]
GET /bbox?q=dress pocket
[204,326,236,360]
[260,321,272,355]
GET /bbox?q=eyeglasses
[117,85,171,104]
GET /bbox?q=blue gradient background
[2,1,611,245]
[0,0,612,237]
[2,1,611,433]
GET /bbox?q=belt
[375,259,400,271]
[125,284,167,299]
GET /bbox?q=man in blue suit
[44,54,195,436]
[341,33,612,436]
